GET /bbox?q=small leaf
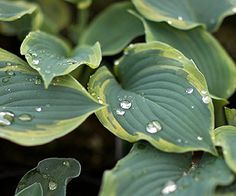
[136,16,236,99]
[99,142,233,196]
[15,158,81,196]
[89,42,216,154]
[132,0,236,32]
[80,2,144,56]
[214,125,236,173]
[15,183,43,196]
[0,1,37,22]
[0,48,103,146]
[225,107,236,126]
[21,31,101,88]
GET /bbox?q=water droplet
[5,70,15,76]
[120,100,131,109]
[161,181,177,195]
[178,16,183,20]
[128,44,134,48]
[63,161,70,167]
[177,139,182,143]
[31,53,37,57]
[146,121,162,133]
[6,62,12,66]
[35,107,42,112]
[191,105,195,109]
[2,77,10,83]
[18,114,33,121]
[116,108,125,116]
[32,59,39,65]
[48,181,57,191]
[185,87,193,94]
[66,59,77,65]
[0,111,15,126]
[202,96,211,104]
[232,7,236,12]
[167,20,172,24]
[34,78,42,85]
[197,136,203,141]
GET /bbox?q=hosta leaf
[15,183,43,196]
[132,0,236,32]
[21,31,101,88]
[100,142,233,196]
[88,42,216,154]
[65,0,92,9]
[137,18,236,99]
[0,48,103,146]
[15,158,81,196]
[214,126,236,173]
[0,1,37,22]
[80,2,144,56]
[225,107,236,126]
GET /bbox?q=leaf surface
[80,2,144,55]
[21,31,101,88]
[132,0,236,32]
[89,42,216,154]
[0,48,103,146]
[100,142,233,196]
[15,183,43,196]
[15,158,81,196]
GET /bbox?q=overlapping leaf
[100,142,233,196]
[15,183,43,196]
[132,0,236,32]
[15,158,81,196]
[89,42,216,154]
[0,1,37,22]
[21,31,101,88]
[136,17,236,99]
[225,107,236,126]
[80,2,144,55]
[214,126,236,173]
[0,48,103,146]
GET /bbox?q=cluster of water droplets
[115,97,132,117]
[201,90,211,104]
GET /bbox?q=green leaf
[20,31,101,88]
[88,42,216,154]
[15,183,43,196]
[225,107,236,126]
[213,98,228,127]
[0,1,37,22]
[0,48,103,146]
[80,2,144,56]
[15,158,81,196]
[214,125,236,173]
[132,0,236,32]
[137,17,236,99]
[65,0,92,9]
[99,142,233,196]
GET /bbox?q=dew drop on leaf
[35,107,42,112]
[178,16,183,20]
[2,77,10,83]
[116,108,125,116]
[146,121,162,133]
[0,111,15,126]
[34,78,42,85]
[202,96,211,104]
[197,136,203,141]
[120,100,131,110]
[32,59,39,65]
[5,70,15,76]
[161,180,177,195]
[48,181,57,191]
[185,87,193,94]
[18,114,33,122]
[63,161,70,167]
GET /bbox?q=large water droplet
[146,121,162,133]
[178,16,183,20]
[32,59,39,65]
[35,107,42,112]
[48,181,57,191]
[161,181,177,195]
[120,100,131,109]
[0,111,15,126]
[202,96,211,104]
[18,114,33,121]
[185,87,193,94]
[116,108,125,116]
